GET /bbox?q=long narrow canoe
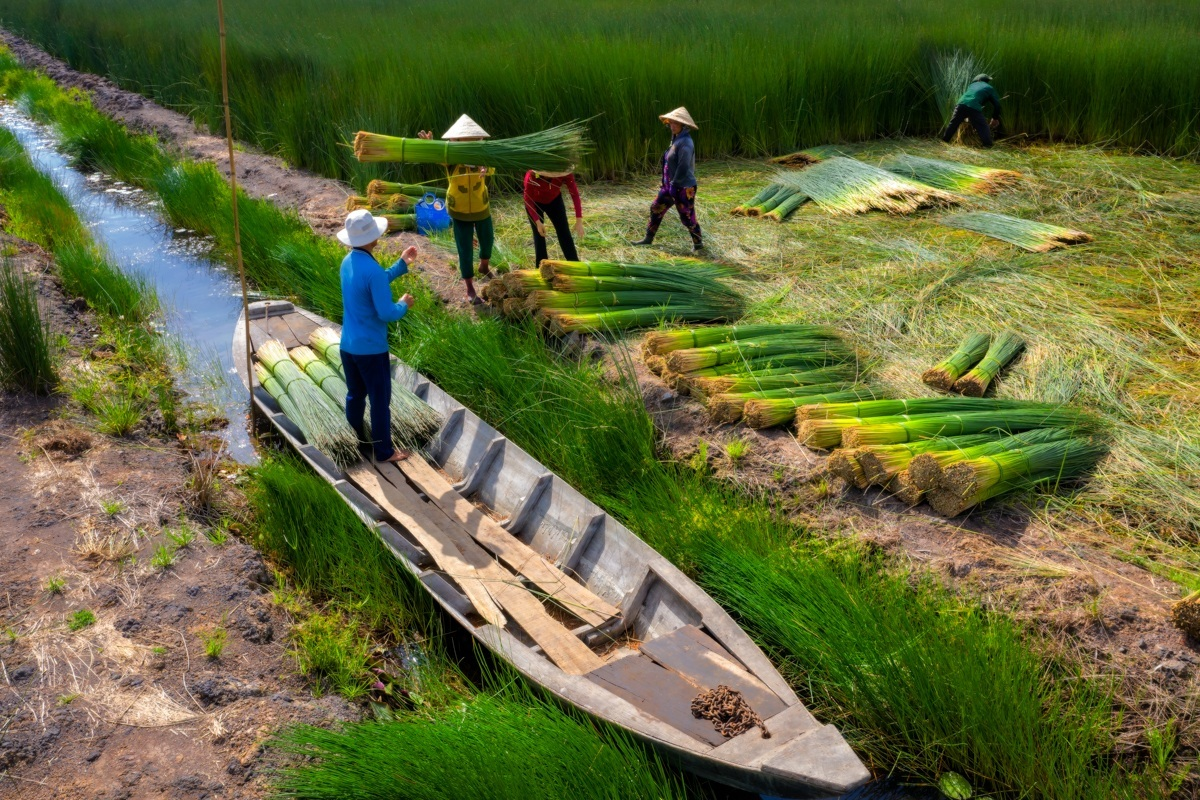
[233,299,870,797]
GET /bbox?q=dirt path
[0,234,358,798]
[4,27,1195,757]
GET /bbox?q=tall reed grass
[2,0,1197,181]
[0,258,56,394]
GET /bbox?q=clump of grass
[271,684,687,800]
[166,524,197,549]
[55,242,154,321]
[725,438,750,467]
[90,391,144,437]
[199,626,227,660]
[67,609,96,631]
[45,575,67,595]
[288,610,373,699]
[0,259,57,394]
[150,543,179,570]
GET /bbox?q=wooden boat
[233,299,870,798]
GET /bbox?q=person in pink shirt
[523,169,583,266]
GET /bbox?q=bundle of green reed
[544,307,740,336]
[539,259,735,287]
[856,433,1001,488]
[908,427,1073,492]
[922,333,990,391]
[940,212,1092,252]
[692,364,859,395]
[707,381,855,424]
[763,191,811,221]
[528,290,710,311]
[828,448,870,489]
[775,157,958,216]
[306,329,442,451]
[840,406,1090,449]
[744,388,878,429]
[381,213,417,233]
[257,340,360,465]
[665,337,851,374]
[881,155,1021,194]
[309,327,345,378]
[643,323,836,358]
[354,121,590,173]
[731,182,809,221]
[797,395,1026,422]
[927,437,1106,517]
[732,184,782,216]
[290,345,349,402]
[367,180,446,199]
[345,193,412,213]
[953,333,1025,396]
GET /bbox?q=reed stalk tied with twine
[922,333,990,391]
[952,333,1025,397]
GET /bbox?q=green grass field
[1,0,1198,180]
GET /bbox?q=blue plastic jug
[415,192,450,234]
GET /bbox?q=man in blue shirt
[338,209,419,462]
[941,74,1004,148]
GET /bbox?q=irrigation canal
[0,102,953,800]
[0,104,255,461]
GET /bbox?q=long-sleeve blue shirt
[664,129,697,189]
[339,248,409,355]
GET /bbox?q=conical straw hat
[659,107,698,130]
[442,114,490,140]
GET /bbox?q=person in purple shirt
[338,209,419,463]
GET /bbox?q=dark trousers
[451,216,494,279]
[529,193,579,267]
[341,350,393,461]
[646,184,702,246]
[941,104,995,147]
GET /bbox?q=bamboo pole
[216,0,255,412]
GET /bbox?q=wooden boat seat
[640,625,787,720]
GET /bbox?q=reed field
[3,47,1197,797]
[1,0,1198,181]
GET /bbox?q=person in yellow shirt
[418,115,494,305]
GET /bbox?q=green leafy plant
[166,524,197,549]
[44,575,67,595]
[725,439,750,467]
[0,257,57,394]
[199,626,227,660]
[101,499,126,516]
[150,543,179,570]
[68,609,96,631]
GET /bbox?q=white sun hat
[659,107,698,130]
[442,114,490,141]
[337,208,388,247]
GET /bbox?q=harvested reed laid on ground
[354,121,590,172]
[855,433,1001,487]
[1172,591,1200,640]
[953,333,1025,396]
[643,323,838,359]
[922,333,990,391]
[664,337,850,374]
[380,213,417,233]
[366,180,445,199]
[346,193,412,212]
[840,407,1090,448]
[514,260,744,333]
[731,182,809,221]
[927,437,1107,517]
[744,388,879,429]
[881,154,1021,194]
[305,330,442,451]
[692,364,859,396]
[770,151,823,168]
[732,184,782,215]
[940,212,1093,252]
[828,448,870,489]
[907,427,1074,491]
[796,396,1030,422]
[775,157,958,215]
[257,339,359,465]
[708,382,855,424]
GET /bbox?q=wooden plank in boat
[282,313,320,348]
[585,654,727,747]
[396,457,619,628]
[247,319,273,352]
[259,314,301,348]
[373,463,604,676]
[346,464,506,628]
[711,702,821,768]
[641,626,787,719]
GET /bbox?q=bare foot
[381,449,410,463]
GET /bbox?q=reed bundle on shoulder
[881,154,1021,194]
[922,333,990,390]
[940,212,1092,252]
[257,339,360,466]
[952,333,1025,396]
[354,121,590,172]
[775,157,959,216]
[926,437,1106,517]
[367,180,446,199]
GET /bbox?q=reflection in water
[1,106,255,462]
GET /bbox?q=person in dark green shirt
[940,74,1003,147]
